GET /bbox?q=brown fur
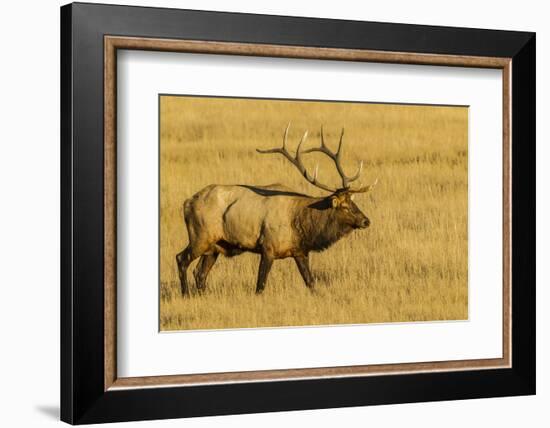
[176,184,370,296]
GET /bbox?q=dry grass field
[159,95,468,331]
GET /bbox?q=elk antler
[347,177,379,194]
[256,123,338,193]
[301,127,366,190]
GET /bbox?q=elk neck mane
[293,197,354,253]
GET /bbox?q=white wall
[0,0,546,426]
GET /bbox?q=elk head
[257,123,377,229]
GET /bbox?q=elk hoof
[307,285,318,295]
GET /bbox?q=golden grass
[159,95,468,331]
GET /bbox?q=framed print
[60,2,536,424]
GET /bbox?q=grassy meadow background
[159,95,468,331]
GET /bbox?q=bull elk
[176,123,377,296]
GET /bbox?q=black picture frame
[61,2,535,424]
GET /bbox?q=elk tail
[183,199,192,227]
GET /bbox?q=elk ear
[349,194,355,201]
[331,196,341,208]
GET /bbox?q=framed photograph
[60,2,536,424]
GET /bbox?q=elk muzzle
[357,217,370,229]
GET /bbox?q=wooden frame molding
[104,35,512,391]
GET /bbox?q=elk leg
[193,253,219,292]
[294,255,315,289]
[176,245,200,297]
[255,254,274,294]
